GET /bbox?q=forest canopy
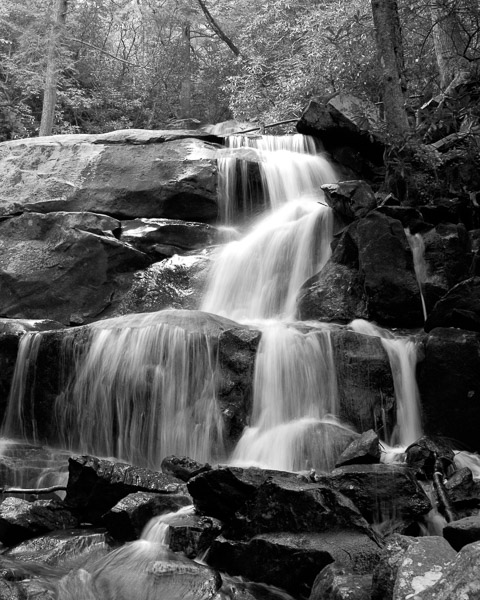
[0,0,479,140]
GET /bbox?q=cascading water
[349,319,423,448]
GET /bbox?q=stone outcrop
[322,181,377,221]
[424,277,480,332]
[0,211,150,325]
[0,132,220,222]
[417,327,480,452]
[298,211,423,326]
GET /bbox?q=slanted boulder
[371,534,455,600]
[166,512,223,559]
[297,211,423,327]
[443,516,480,551]
[0,211,150,325]
[335,430,381,468]
[424,277,480,332]
[322,181,377,221]
[0,132,220,222]
[0,497,79,546]
[417,328,480,453]
[64,455,185,523]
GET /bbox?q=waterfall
[406,229,428,321]
[349,319,423,447]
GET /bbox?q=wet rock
[296,262,369,323]
[64,455,184,523]
[167,512,223,559]
[376,205,428,232]
[161,456,212,482]
[417,328,480,453]
[421,223,471,312]
[207,531,381,599]
[187,467,260,522]
[102,251,212,317]
[0,498,79,546]
[0,212,149,325]
[444,466,480,512]
[443,516,480,551]
[309,565,372,600]
[297,211,423,327]
[296,95,384,181]
[330,329,396,437]
[405,436,456,479]
[413,540,480,599]
[420,197,473,228]
[232,476,375,540]
[322,181,377,221]
[120,218,219,259]
[424,277,480,333]
[335,429,381,468]
[102,491,193,542]
[2,528,110,566]
[0,133,220,222]
[0,319,63,415]
[320,464,432,525]
[371,534,455,600]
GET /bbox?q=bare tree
[371,0,410,136]
[39,0,68,136]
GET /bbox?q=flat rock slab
[207,531,381,599]
[0,498,79,546]
[65,455,185,523]
[0,134,220,222]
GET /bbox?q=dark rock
[371,534,455,600]
[0,133,220,222]
[309,565,372,600]
[64,455,184,523]
[0,212,150,325]
[470,229,480,275]
[443,516,480,551]
[376,205,428,233]
[424,277,480,333]
[167,512,223,559]
[405,436,456,479]
[0,498,79,546]
[331,329,396,437]
[417,328,480,452]
[120,218,220,258]
[297,211,423,327]
[0,319,63,417]
[413,540,480,599]
[187,467,259,522]
[206,531,381,599]
[296,262,368,323]
[2,528,110,566]
[233,476,376,540]
[335,430,381,468]
[445,466,480,511]
[420,223,471,312]
[102,491,193,542]
[320,464,432,525]
[420,197,473,228]
[322,181,377,221]
[161,456,212,482]
[297,96,385,181]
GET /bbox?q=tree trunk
[430,1,470,90]
[179,22,192,120]
[39,0,68,136]
[371,0,410,137]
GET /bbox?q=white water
[406,229,428,321]
[349,319,423,447]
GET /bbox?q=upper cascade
[204,134,337,322]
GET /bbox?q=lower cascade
[1,132,479,599]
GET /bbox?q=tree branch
[195,0,241,56]
[1,485,67,495]
[68,37,154,70]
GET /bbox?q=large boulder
[297,211,423,327]
[0,211,150,325]
[322,181,377,221]
[417,328,480,452]
[424,277,480,332]
[0,132,220,222]
[296,95,385,181]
